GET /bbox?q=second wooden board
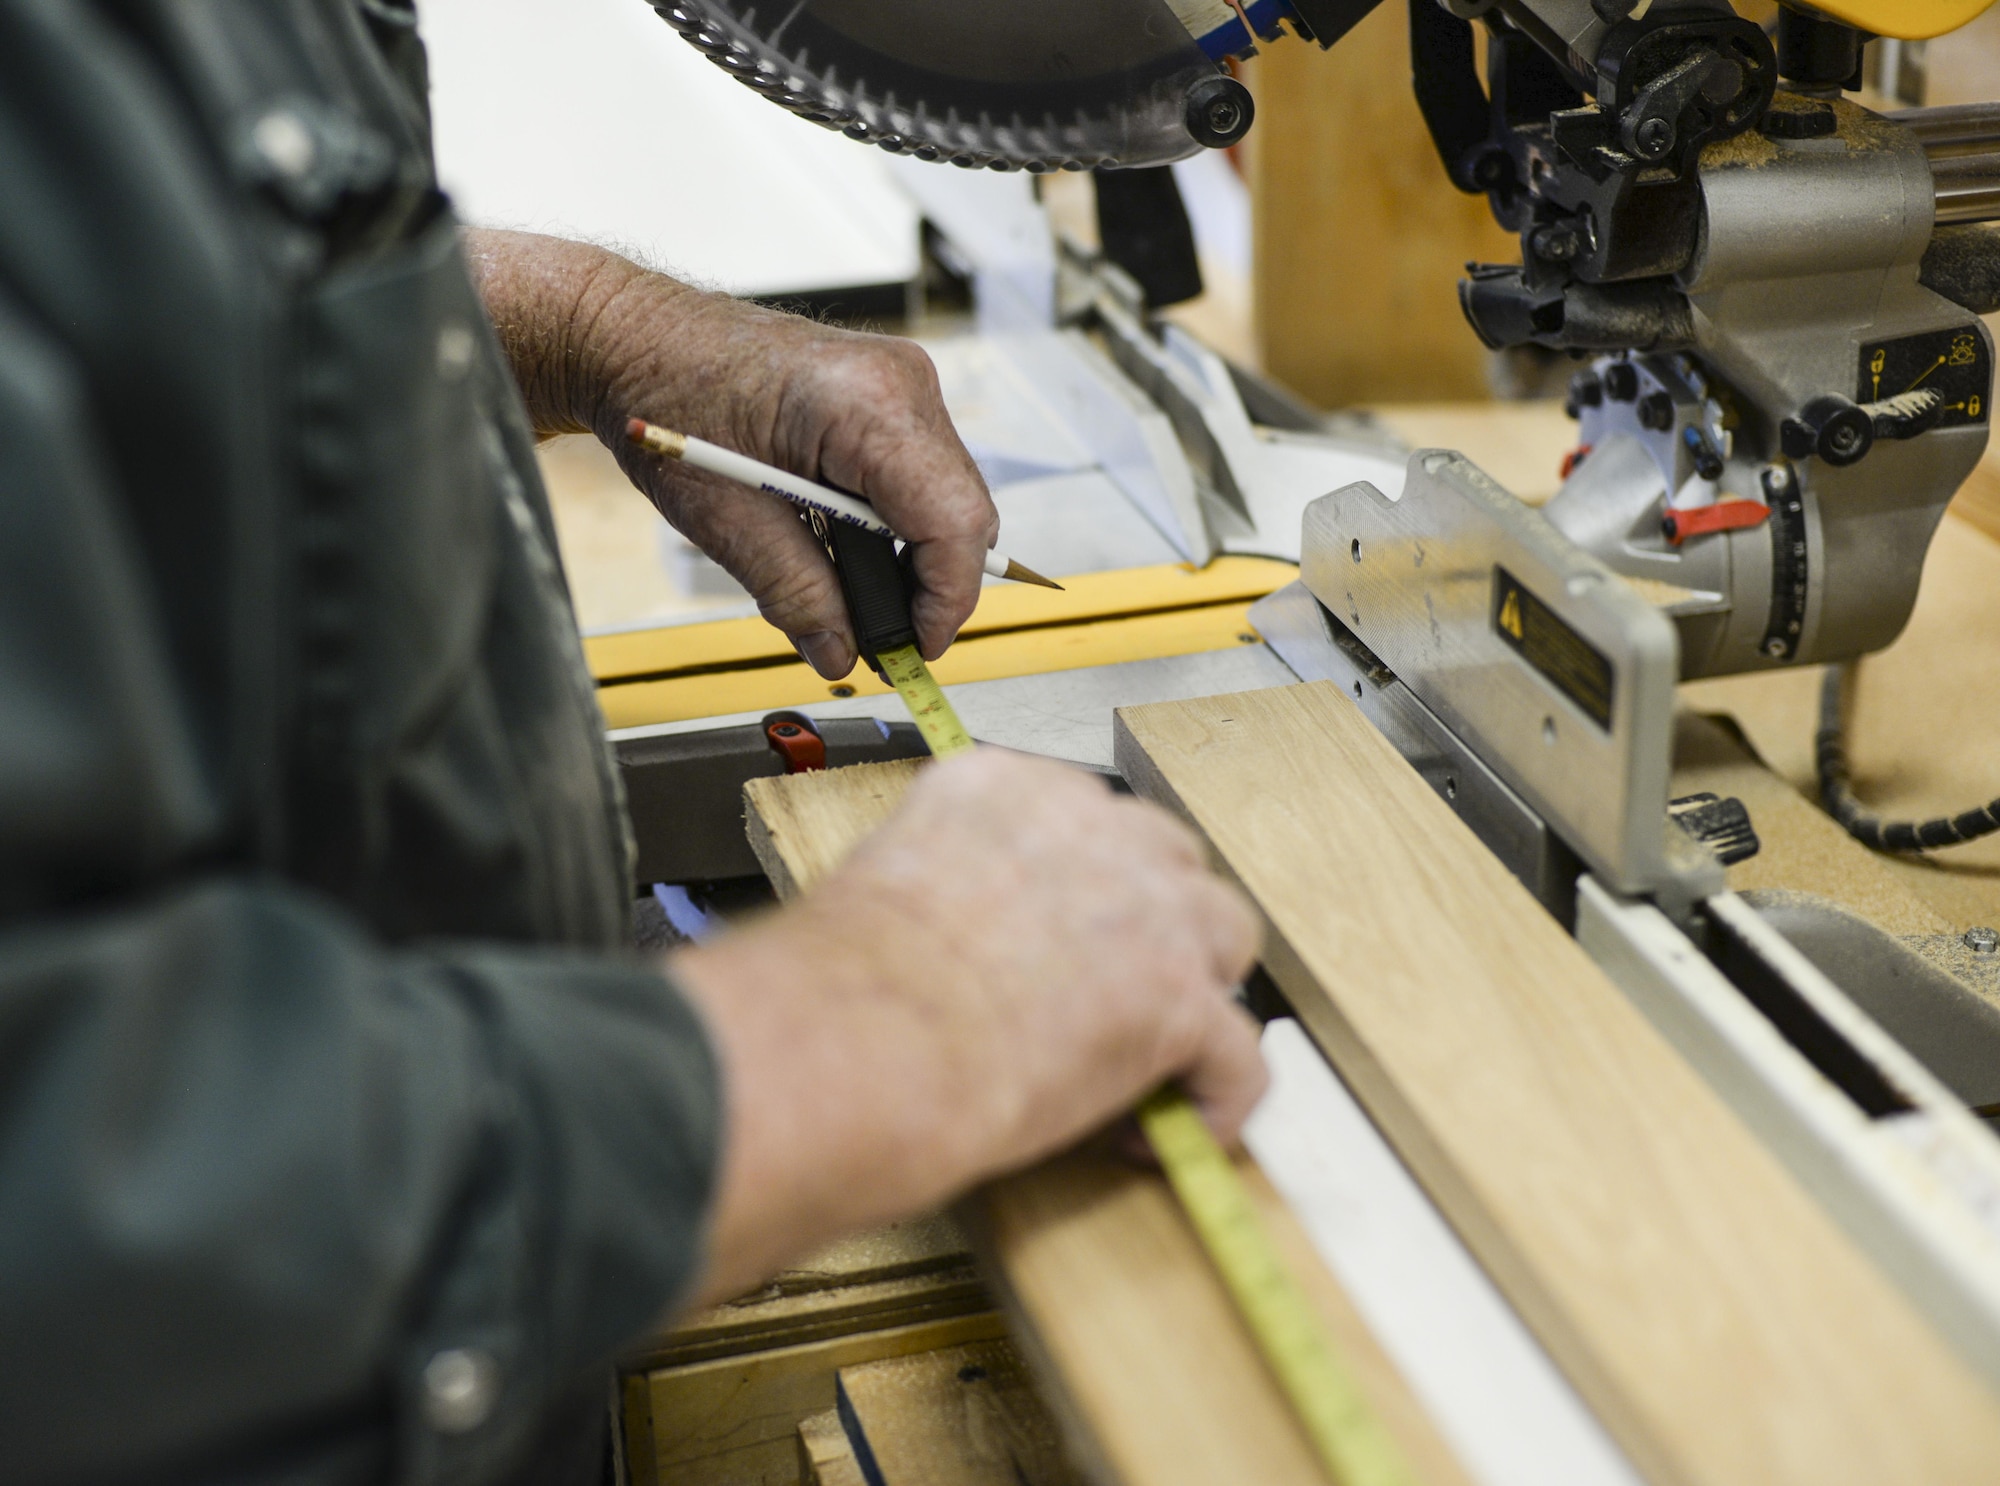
[743,761,1475,1486]
[1114,680,2000,1486]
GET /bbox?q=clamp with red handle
[763,712,827,772]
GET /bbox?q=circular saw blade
[647,0,1230,170]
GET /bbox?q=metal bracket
[1298,449,1719,907]
[1251,580,1584,921]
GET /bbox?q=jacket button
[249,109,317,181]
[422,1348,500,1433]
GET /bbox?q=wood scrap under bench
[619,1214,996,1486]
[629,1215,985,1373]
[797,1410,867,1486]
[1112,680,2000,1486]
[742,760,1475,1486]
[834,1337,1078,1486]
[622,1314,1007,1486]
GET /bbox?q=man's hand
[670,751,1266,1306]
[463,229,996,677]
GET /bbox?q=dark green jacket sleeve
[0,888,718,1485]
[0,5,721,1481]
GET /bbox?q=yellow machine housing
[1803,0,2000,40]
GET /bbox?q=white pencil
[624,417,1062,590]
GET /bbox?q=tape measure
[877,644,975,759]
[1139,1090,1418,1486]
[873,661,1414,1486]
[830,520,1411,1483]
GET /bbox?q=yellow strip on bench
[591,559,1296,731]
[585,557,1296,683]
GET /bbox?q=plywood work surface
[1673,711,1957,940]
[1368,401,1576,506]
[741,761,1474,1486]
[836,1337,1079,1486]
[1241,5,1517,406]
[1113,681,2000,1486]
[631,1312,1006,1486]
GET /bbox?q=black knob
[1776,10,1866,92]
[1780,395,1875,468]
[1637,390,1676,432]
[1467,148,1512,193]
[1184,76,1254,149]
[1603,362,1640,402]
[1568,370,1604,410]
[1681,425,1725,481]
[1760,99,1837,139]
[1669,792,1761,866]
[1531,223,1583,263]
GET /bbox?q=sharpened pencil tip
[1003,558,1064,590]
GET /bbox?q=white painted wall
[418,0,921,294]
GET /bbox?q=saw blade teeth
[649,0,1239,171]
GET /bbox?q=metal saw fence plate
[1301,450,1717,903]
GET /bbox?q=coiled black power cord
[1817,664,2000,852]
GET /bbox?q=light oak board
[741,762,1475,1486]
[1112,680,2000,1485]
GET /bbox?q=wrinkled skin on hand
[672,750,1267,1304]
[611,313,997,678]
[464,229,997,678]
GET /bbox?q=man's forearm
[461,228,642,437]
[462,230,855,488]
[463,227,769,446]
[464,227,1001,679]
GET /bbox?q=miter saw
[648,0,2000,888]
[640,0,2000,1393]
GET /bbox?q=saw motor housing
[1413,1,2000,679]
[652,0,2000,683]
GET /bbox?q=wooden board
[1112,681,2000,1485]
[1241,5,1518,407]
[742,763,1476,1486]
[797,1410,868,1486]
[630,1215,984,1372]
[835,1338,1079,1486]
[626,1313,1006,1486]
[743,760,925,901]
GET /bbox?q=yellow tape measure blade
[878,642,1405,1483]
[877,644,975,759]
[1138,1090,1419,1486]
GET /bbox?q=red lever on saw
[1661,499,1770,546]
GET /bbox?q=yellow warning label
[1492,567,1614,730]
